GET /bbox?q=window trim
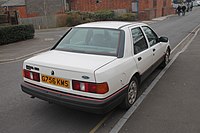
[52,27,125,57]
[141,26,159,47]
[131,27,149,55]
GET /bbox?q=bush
[0,24,35,45]
[80,12,95,23]
[66,11,83,26]
[93,10,115,21]
[56,14,68,27]
[116,13,137,21]
[65,11,137,27]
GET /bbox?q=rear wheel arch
[160,46,170,68]
[120,72,140,109]
[132,72,141,85]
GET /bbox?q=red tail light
[72,80,109,94]
[23,69,40,82]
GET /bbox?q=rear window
[54,27,123,56]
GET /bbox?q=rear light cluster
[72,80,109,94]
[23,69,40,82]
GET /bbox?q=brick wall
[70,0,132,12]
[24,0,174,20]
[17,6,27,18]
[138,0,174,20]
[4,6,27,18]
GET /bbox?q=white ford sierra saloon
[21,21,170,114]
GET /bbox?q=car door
[130,27,153,75]
[142,26,164,64]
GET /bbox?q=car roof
[75,21,146,29]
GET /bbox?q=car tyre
[160,48,170,68]
[121,77,138,109]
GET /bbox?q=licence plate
[41,74,70,88]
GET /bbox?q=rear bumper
[21,82,127,114]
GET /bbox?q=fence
[0,14,8,24]
[19,14,68,29]
[0,11,18,25]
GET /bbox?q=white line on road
[44,38,55,41]
[109,26,200,133]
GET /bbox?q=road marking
[109,26,200,133]
[44,38,55,41]
[55,35,63,37]
[89,111,113,133]
[181,28,200,53]
[171,23,200,54]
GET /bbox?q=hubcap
[165,51,170,65]
[128,80,137,104]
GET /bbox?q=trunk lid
[24,50,116,94]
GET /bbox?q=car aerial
[21,21,170,114]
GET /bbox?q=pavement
[117,29,200,132]
[0,27,67,63]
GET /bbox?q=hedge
[92,10,115,21]
[66,12,83,26]
[0,24,35,45]
[66,10,137,27]
[115,13,137,21]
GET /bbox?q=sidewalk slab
[120,32,200,133]
[0,38,54,62]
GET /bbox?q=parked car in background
[192,0,199,7]
[196,0,200,6]
[21,21,171,114]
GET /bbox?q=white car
[21,21,170,113]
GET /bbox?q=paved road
[0,7,200,133]
[119,24,200,133]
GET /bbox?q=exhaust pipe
[30,96,35,98]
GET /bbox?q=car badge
[82,76,90,79]
[51,70,55,76]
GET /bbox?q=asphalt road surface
[0,7,200,133]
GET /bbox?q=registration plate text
[41,74,70,88]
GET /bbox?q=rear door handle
[138,57,142,61]
[153,48,156,52]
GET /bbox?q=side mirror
[158,36,168,43]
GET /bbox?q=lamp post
[43,0,48,29]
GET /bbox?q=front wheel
[160,48,170,68]
[121,77,138,109]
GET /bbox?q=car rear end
[21,52,126,113]
[21,24,128,113]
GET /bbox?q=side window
[131,27,148,55]
[142,26,158,47]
